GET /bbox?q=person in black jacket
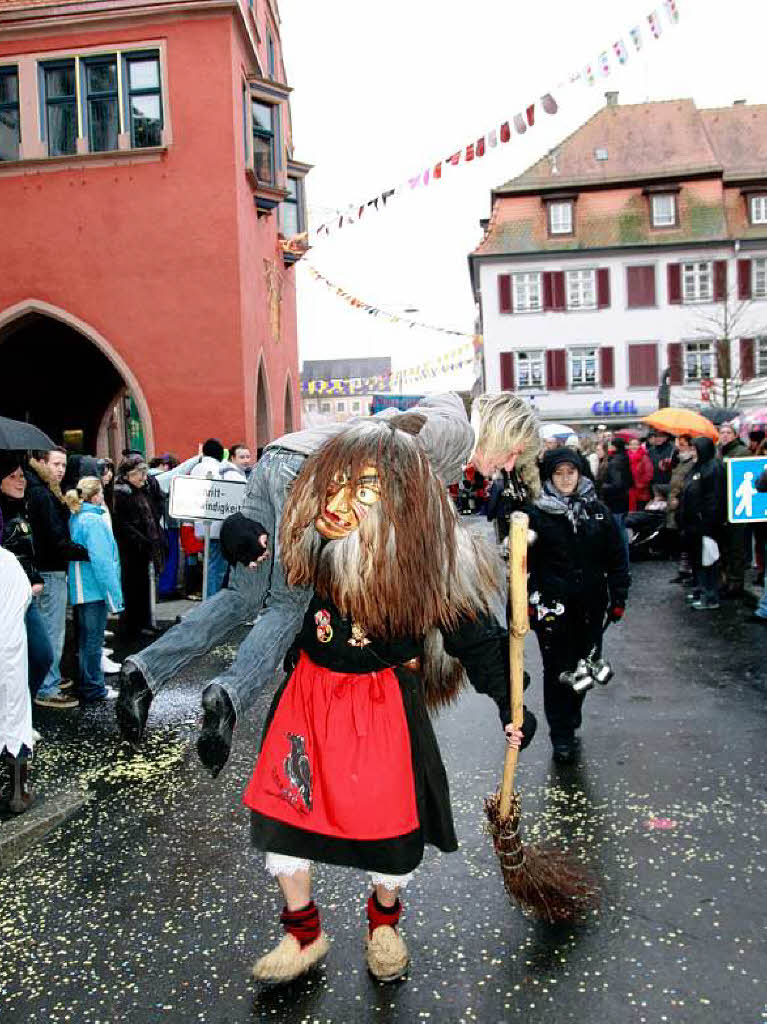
[0,452,56,701]
[679,436,726,611]
[598,436,632,562]
[25,451,89,706]
[527,447,630,763]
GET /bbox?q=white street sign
[169,475,246,522]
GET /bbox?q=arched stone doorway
[283,377,294,434]
[255,359,272,456]
[0,302,152,459]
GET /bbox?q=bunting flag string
[308,2,682,242]
[305,263,474,338]
[301,335,483,397]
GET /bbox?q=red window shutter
[546,348,567,390]
[738,259,752,300]
[627,266,656,308]
[498,274,513,314]
[499,352,515,390]
[628,343,659,387]
[740,338,755,381]
[667,342,683,385]
[542,271,554,311]
[667,263,682,304]
[600,346,615,387]
[597,268,611,309]
[552,271,566,311]
[713,259,727,301]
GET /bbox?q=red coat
[628,448,654,510]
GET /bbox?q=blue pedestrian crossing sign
[726,456,767,524]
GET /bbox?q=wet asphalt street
[1,539,766,1024]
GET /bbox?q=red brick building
[0,0,309,458]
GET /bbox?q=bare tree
[690,283,765,409]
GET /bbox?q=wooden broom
[484,511,599,923]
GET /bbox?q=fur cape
[280,420,506,710]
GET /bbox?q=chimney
[733,98,746,105]
[605,91,619,107]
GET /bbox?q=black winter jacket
[24,463,89,572]
[0,493,43,586]
[647,438,675,486]
[599,452,632,514]
[526,497,630,611]
[679,437,726,540]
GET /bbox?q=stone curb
[0,788,93,871]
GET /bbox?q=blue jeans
[26,601,54,697]
[205,538,227,599]
[127,448,311,717]
[35,571,67,696]
[76,600,109,701]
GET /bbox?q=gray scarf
[535,476,596,531]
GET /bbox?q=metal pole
[202,520,211,602]
[148,561,157,628]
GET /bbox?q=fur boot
[365,926,410,983]
[251,932,329,985]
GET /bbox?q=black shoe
[552,741,577,765]
[197,684,236,778]
[747,612,767,625]
[720,586,745,600]
[115,666,153,746]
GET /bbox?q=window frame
[650,192,677,228]
[252,97,276,185]
[0,64,21,162]
[42,59,78,157]
[565,268,597,311]
[266,30,276,79]
[515,349,545,391]
[681,261,713,303]
[750,195,767,225]
[547,200,573,236]
[752,256,767,299]
[124,50,163,149]
[281,175,304,236]
[512,271,543,313]
[83,55,120,153]
[683,341,715,383]
[568,346,599,389]
[756,336,767,377]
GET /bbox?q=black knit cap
[540,446,583,482]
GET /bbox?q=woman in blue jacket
[65,477,124,702]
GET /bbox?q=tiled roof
[701,104,767,181]
[496,99,720,196]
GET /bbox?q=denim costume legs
[126,449,311,718]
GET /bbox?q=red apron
[242,652,419,842]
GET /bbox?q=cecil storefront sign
[591,399,640,416]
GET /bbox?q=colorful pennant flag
[629,25,643,49]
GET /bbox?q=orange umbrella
[641,408,719,441]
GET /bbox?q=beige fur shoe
[365,925,410,982]
[251,932,330,985]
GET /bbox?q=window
[512,272,542,313]
[682,261,713,303]
[626,265,656,308]
[85,58,119,152]
[566,269,596,310]
[252,100,275,184]
[548,200,573,235]
[515,350,544,390]
[651,193,676,227]
[0,66,20,161]
[753,257,767,298]
[336,401,345,412]
[750,196,767,225]
[267,31,276,78]
[352,401,361,412]
[569,347,598,388]
[320,402,331,413]
[43,61,77,156]
[684,342,714,382]
[756,337,767,376]
[126,53,162,148]
[282,176,302,236]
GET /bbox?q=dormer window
[548,200,573,235]
[651,192,677,228]
[750,195,767,224]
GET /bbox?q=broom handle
[499,511,530,820]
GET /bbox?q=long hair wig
[280,420,502,641]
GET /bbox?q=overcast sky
[278,0,767,392]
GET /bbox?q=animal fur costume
[243,419,535,876]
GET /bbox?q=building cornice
[468,235,767,267]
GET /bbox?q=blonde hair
[64,476,103,513]
[472,392,541,496]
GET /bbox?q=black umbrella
[698,407,740,426]
[0,415,55,451]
